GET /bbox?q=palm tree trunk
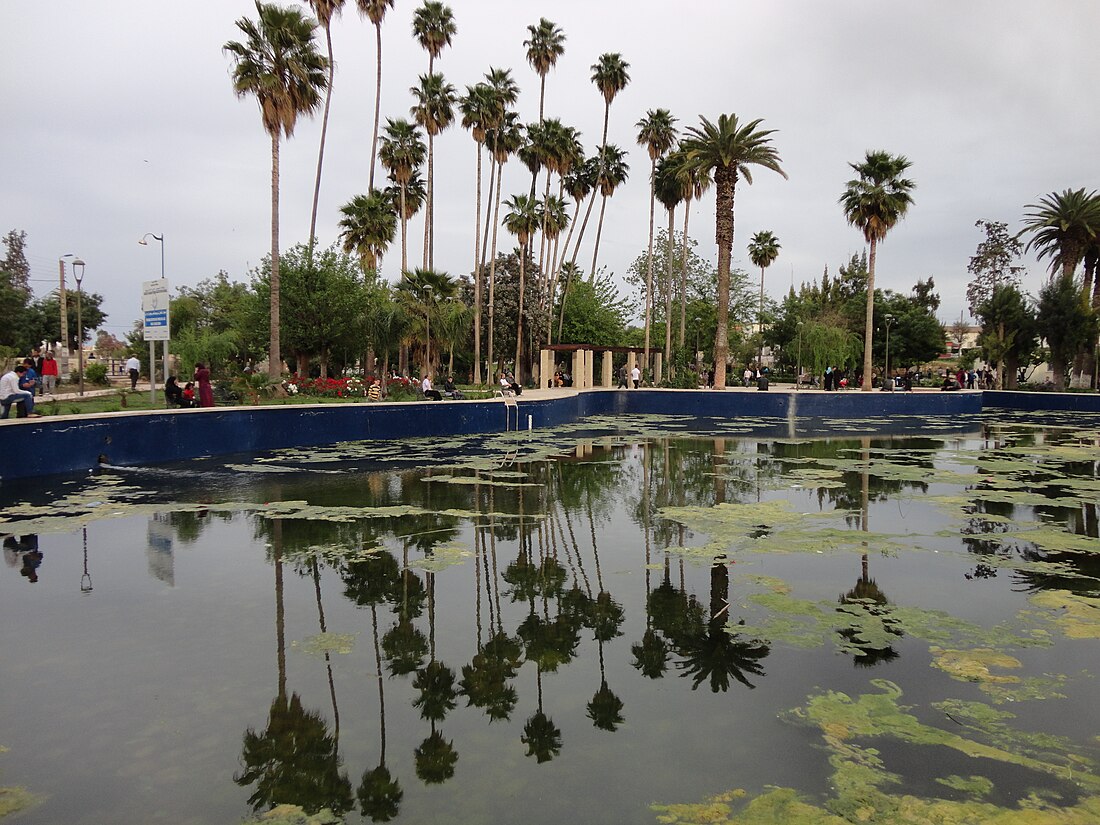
[400,183,408,274]
[556,198,584,340]
[679,199,691,348]
[424,132,434,268]
[589,194,609,281]
[861,237,878,391]
[273,520,286,702]
[269,132,282,380]
[480,153,496,270]
[473,142,484,384]
[758,265,765,370]
[515,244,526,383]
[643,158,656,383]
[308,22,335,266]
[369,21,383,190]
[713,169,735,390]
[664,205,674,373]
[487,160,503,379]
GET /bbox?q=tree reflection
[459,631,523,721]
[415,728,458,784]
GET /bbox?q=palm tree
[305,0,345,265]
[460,82,496,384]
[587,143,630,281]
[411,1,456,75]
[586,53,630,281]
[479,69,521,267]
[541,193,571,336]
[503,193,541,383]
[840,150,915,391]
[1020,188,1100,282]
[654,156,683,373]
[486,111,523,379]
[378,119,426,275]
[396,267,458,376]
[339,190,397,273]
[637,109,678,376]
[681,114,786,389]
[523,18,565,123]
[224,2,328,380]
[666,144,711,348]
[748,230,781,370]
[410,72,457,269]
[356,0,396,190]
[555,159,595,340]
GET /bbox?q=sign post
[143,279,170,405]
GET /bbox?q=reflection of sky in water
[0,414,1098,824]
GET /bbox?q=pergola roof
[543,344,660,354]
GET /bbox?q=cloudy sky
[3,1,1098,343]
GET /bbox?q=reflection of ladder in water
[503,395,519,431]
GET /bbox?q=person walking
[631,365,641,389]
[125,354,141,390]
[193,363,214,408]
[40,351,58,395]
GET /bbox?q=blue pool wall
[1,388,1093,482]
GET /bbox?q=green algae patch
[292,632,358,656]
[408,543,472,572]
[242,804,343,824]
[1030,591,1100,639]
[927,647,1067,703]
[0,785,39,819]
[935,774,995,797]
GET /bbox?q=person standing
[193,362,214,408]
[1,364,39,418]
[125,354,141,391]
[617,365,628,389]
[40,351,58,395]
[20,358,39,397]
[631,364,641,389]
[30,348,44,395]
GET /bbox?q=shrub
[84,362,109,385]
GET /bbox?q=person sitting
[421,375,442,401]
[181,382,197,407]
[1,364,39,418]
[562,372,573,388]
[165,376,185,407]
[499,373,521,396]
[367,379,382,401]
[443,375,464,399]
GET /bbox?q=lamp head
[72,258,86,284]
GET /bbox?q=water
[2,412,1099,824]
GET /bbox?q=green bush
[84,362,110,385]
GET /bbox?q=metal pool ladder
[503,395,519,431]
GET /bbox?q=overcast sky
[4,1,1099,342]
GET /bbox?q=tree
[378,118,426,275]
[395,267,458,376]
[966,219,1026,316]
[840,150,915,391]
[410,72,457,269]
[1020,188,1100,281]
[587,54,630,280]
[225,2,328,379]
[555,273,629,347]
[0,229,33,351]
[503,194,541,381]
[1036,273,1095,390]
[636,109,678,376]
[339,190,397,273]
[681,114,786,388]
[357,0,396,190]
[460,82,496,383]
[523,18,565,123]
[411,1,456,75]
[304,0,345,264]
[0,230,30,294]
[485,111,523,378]
[975,284,1037,389]
[747,230,781,368]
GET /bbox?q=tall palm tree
[585,53,630,280]
[636,109,678,375]
[410,72,457,269]
[840,150,915,391]
[681,114,786,389]
[523,18,565,123]
[305,0,345,265]
[555,159,594,340]
[654,156,683,373]
[747,230,781,370]
[587,143,629,281]
[460,82,496,384]
[379,119,426,275]
[339,190,397,273]
[1020,188,1100,282]
[411,1,456,75]
[504,193,541,383]
[224,1,328,380]
[478,69,521,275]
[674,150,710,348]
[541,193,571,337]
[396,267,458,376]
[356,0,396,190]
[486,111,523,380]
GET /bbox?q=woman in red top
[40,351,59,394]
[193,363,214,407]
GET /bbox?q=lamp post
[796,319,804,391]
[884,314,895,390]
[73,258,86,396]
[139,233,166,403]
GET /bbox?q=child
[182,382,196,407]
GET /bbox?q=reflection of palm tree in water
[235,520,354,817]
[357,593,403,821]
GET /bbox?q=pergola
[538,344,664,389]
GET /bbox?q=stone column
[601,351,613,387]
[653,352,663,385]
[539,349,555,389]
[572,349,584,388]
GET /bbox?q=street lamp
[883,314,896,390]
[796,319,804,391]
[72,258,86,396]
[139,233,166,402]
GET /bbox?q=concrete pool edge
[2,387,1094,482]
